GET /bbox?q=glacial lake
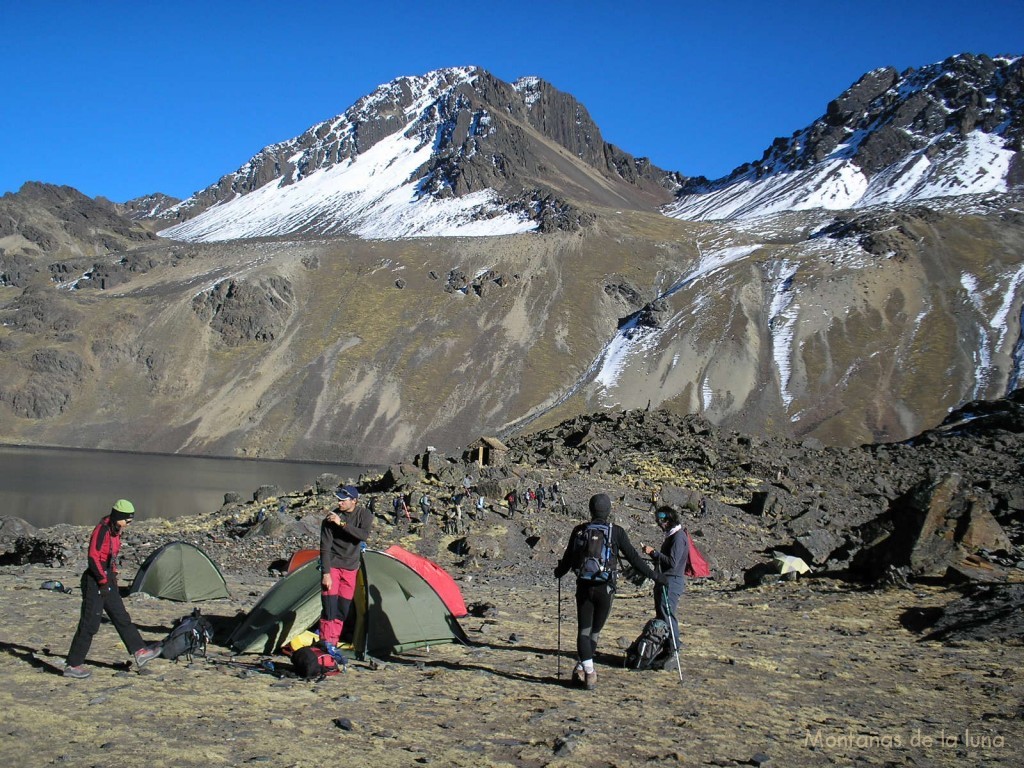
[0,444,377,529]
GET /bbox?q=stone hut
[464,436,509,468]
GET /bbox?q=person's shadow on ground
[0,640,131,675]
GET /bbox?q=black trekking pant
[67,570,145,666]
[575,581,613,662]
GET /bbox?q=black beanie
[589,493,612,520]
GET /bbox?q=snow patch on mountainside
[159,126,535,241]
[767,261,800,409]
[961,265,1024,397]
[666,130,1015,222]
[593,244,763,399]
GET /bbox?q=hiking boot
[571,663,585,687]
[63,664,91,679]
[584,670,597,690]
[134,647,159,668]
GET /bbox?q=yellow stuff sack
[283,630,318,654]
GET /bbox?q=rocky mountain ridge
[155,67,679,241]
[0,182,157,288]
[667,54,1023,220]
[139,55,1024,239]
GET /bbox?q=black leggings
[575,581,613,661]
[67,571,145,666]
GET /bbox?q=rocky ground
[2,392,1023,766]
[1,567,1021,768]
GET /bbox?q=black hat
[589,493,612,520]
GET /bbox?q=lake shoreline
[0,444,380,528]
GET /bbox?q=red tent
[382,545,468,617]
[287,548,319,573]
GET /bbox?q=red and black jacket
[86,516,122,586]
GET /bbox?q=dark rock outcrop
[851,472,1013,580]
[192,276,294,345]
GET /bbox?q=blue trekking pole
[661,585,683,682]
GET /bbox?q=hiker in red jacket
[63,499,160,679]
[319,485,373,656]
[554,493,661,690]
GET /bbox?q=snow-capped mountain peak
[158,66,674,242]
[667,53,1023,221]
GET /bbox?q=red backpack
[684,532,711,578]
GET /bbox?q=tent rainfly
[774,553,811,575]
[382,545,468,618]
[130,541,229,601]
[287,548,319,574]
[227,549,468,658]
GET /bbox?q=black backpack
[624,618,671,670]
[160,609,214,662]
[291,643,341,680]
[572,521,614,582]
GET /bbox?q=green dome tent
[227,549,468,658]
[227,559,323,655]
[130,541,230,602]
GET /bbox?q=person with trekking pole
[642,506,688,674]
[63,499,160,679]
[554,493,661,690]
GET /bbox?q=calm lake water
[0,445,376,529]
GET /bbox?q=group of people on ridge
[65,486,688,690]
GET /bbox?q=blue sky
[3,1,1022,202]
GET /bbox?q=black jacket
[650,527,689,580]
[554,521,657,587]
[320,503,373,571]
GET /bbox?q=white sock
[582,659,595,673]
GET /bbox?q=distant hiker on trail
[475,493,486,516]
[643,506,689,652]
[443,507,458,534]
[452,493,465,532]
[418,493,432,526]
[320,485,373,657]
[393,494,410,525]
[554,493,661,690]
[63,499,160,679]
[505,490,518,518]
[536,485,546,510]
